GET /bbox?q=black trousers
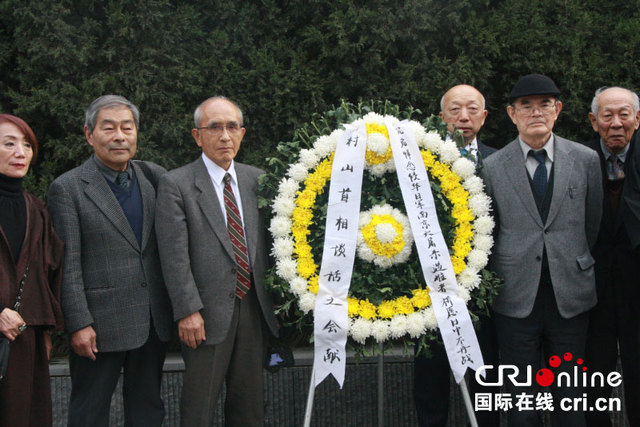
[67,327,168,427]
[585,274,640,427]
[494,283,588,427]
[414,314,501,427]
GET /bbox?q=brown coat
[0,192,63,328]
[0,192,64,426]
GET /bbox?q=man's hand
[178,311,206,349]
[71,326,98,360]
[44,333,53,360]
[0,308,25,340]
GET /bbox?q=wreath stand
[303,342,479,427]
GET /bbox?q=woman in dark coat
[0,113,64,426]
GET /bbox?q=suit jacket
[481,135,603,318]
[477,140,497,161]
[47,157,173,352]
[622,131,640,249]
[154,157,278,345]
[583,137,639,298]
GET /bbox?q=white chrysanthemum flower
[439,139,461,164]
[287,163,309,181]
[458,267,481,290]
[357,245,375,262]
[350,318,373,344]
[298,293,316,313]
[452,157,476,180]
[370,204,392,215]
[463,175,485,195]
[467,249,489,270]
[374,257,394,269]
[368,163,391,176]
[289,276,308,296]
[474,215,495,235]
[384,116,400,129]
[468,194,492,217]
[275,258,298,282]
[271,196,295,217]
[359,212,372,225]
[272,237,295,259]
[371,320,391,342]
[406,312,427,338]
[375,223,397,244]
[269,215,292,238]
[458,287,471,302]
[390,315,409,338]
[367,133,389,155]
[313,134,338,158]
[408,120,427,146]
[423,132,442,152]
[277,178,299,199]
[298,149,319,169]
[363,112,386,124]
[472,234,493,252]
[423,308,438,330]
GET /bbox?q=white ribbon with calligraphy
[313,122,367,387]
[386,118,484,383]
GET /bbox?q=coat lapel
[82,159,140,250]
[193,158,235,260]
[546,136,573,225]
[502,139,544,227]
[132,162,154,251]
[237,164,259,265]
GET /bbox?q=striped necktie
[223,173,251,298]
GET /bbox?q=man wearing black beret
[481,74,603,426]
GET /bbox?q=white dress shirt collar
[518,134,555,163]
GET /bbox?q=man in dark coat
[414,84,500,427]
[583,86,640,426]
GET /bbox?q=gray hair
[84,95,140,132]
[591,86,640,116]
[439,87,486,112]
[193,96,244,128]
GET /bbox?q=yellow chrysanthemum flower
[411,288,431,309]
[377,300,396,319]
[394,296,414,315]
[359,300,378,319]
[347,297,360,317]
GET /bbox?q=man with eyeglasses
[155,96,278,426]
[481,74,602,426]
[583,87,640,427]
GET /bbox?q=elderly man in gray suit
[481,75,602,426]
[155,96,278,426]
[47,95,173,426]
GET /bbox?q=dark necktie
[116,171,129,189]
[607,156,625,180]
[223,173,251,298]
[530,150,548,198]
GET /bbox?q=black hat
[508,74,560,103]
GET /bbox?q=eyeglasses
[196,122,243,135]
[515,102,557,117]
